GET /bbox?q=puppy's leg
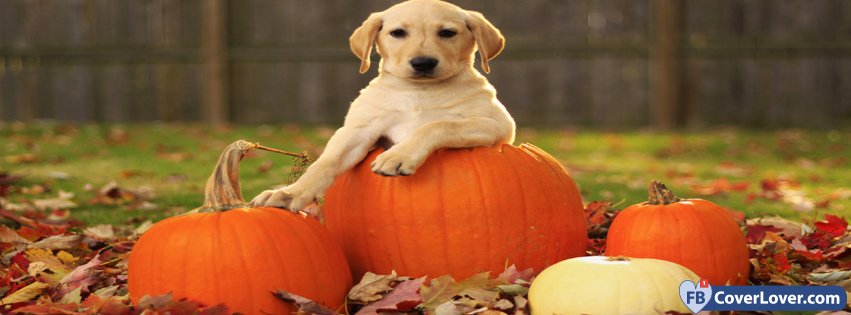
[253,126,380,211]
[372,117,514,176]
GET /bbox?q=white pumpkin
[529,256,699,315]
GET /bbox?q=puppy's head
[350,0,504,81]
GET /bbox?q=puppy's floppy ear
[465,10,504,74]
[350,12,383,74]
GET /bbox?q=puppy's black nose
[410,57,438,72]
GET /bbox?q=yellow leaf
[56,250,79,264]
[60,287,83,304]
[0,282,50,305]
[27,262,48,277]
[26,248,72,279]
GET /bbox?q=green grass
[1,122,849,226]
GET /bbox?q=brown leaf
[31,234,83,250]
[347,271,398,303]
[137,293,174,309]
[421,273,493,312]
[273,289,338,315]
[83,224,115,240]
[0,225,32,245]
[32,191,78,211]
[747,216,811,239]
[496,265,534,285]
[355,277,425,315]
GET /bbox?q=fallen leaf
[0,225,32,245]
[815,215,849,238]
[60,286,83,304]
[747,216,811,239]
[32,191,78,210]
[10,303,86,315]
[28,261,48,277]
[134,221,154,236]
[746,225,781,244]
[26,248,72,278]
[273,289,338,315]
[421,273,493,312]
[808,270,851,284]
[137,293,173,309]
[58,254,102,295]
[55,251,79,264]
[356,277,425,315]
[84,225,115,240]
[31,234,83,250]
[493,298,514,310]
[348,271,398,303]
[1,281,51,305]
[435,299,478,315]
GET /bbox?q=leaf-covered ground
[1,122,850,314]
[0,198,849,314]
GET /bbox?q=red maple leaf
[814,214,848,238]
[772,253,792,273]
[745,225,782,244]
[800,230,833,251]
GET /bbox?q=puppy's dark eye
[438,29,457,38]
[389,29,407,38]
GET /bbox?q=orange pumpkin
[605,180,750,285]
[128,141,352,314]
[324,144,587,280]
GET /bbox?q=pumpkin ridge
[537,150,566,264]
[356,161,375,277]
[503,147,530,267]
[210,214,225,304]
[388,172,408,275]
[278,211,321,304]
[689,206,721,283]
[153,221,177,293]
[226,212,257,312]
[253,209,295,303]
[436,154,451,274]
[178,218,193,302]
[467,150,492,272]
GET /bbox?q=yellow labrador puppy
[253,0,516,211]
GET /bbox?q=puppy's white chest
[384,108,422,144]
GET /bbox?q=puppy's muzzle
[410,56,439,76]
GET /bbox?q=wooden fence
[1,0,850,128]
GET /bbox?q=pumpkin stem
[198,140,307,212]
[645,180,681,205]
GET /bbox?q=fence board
[98,64,130,122]
[0,0,849,128]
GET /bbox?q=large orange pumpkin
[324,144,587,280]
[605,180,750,285]
[128,141,352,314]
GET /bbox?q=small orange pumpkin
[128,141,352,314]
[605,180,750,285]
[324,144,588,280]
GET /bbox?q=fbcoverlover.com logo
[679,279,847,313]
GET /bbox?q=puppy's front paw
[251,186,316,212]
[371,149,424,176]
